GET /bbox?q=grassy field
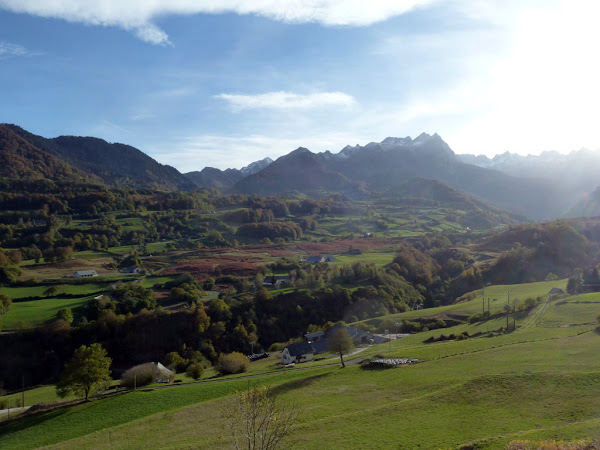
[0,385,75,409]
[360,278,569,326]
[332,251,396,267]
[1,284,599,449]
[0,295,96,329]
[0,283,108,300]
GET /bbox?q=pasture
[0,296,95,329]
[1,289,599,449]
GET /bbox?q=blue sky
[1,0,598,171]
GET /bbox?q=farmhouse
[281,342,315,365]
[263,275,290,287]
[73,270,98,278]
[326,324,370,346]
[306,256,325,264]
[122,266,141,274]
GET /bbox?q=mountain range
[184,157,273,191]
[2,123,600,220]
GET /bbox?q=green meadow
[332,251,396,267]
[1,286,599,449]
[361,278,569,326]
[0,296,95,329]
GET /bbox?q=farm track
[521,298,551,330]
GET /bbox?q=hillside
[4,124,196,191]
[2,284,599,449]
[0,125,95,183]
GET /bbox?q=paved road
[0,406,30,420]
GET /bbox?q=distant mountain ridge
[232,147,363,196]
[5,124,196,191]
[225,133,567,219]
[184,157,273,190]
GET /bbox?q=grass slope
[0,369,329,449]
[2,286,599,449]
[1,296,95,329]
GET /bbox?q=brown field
[296,237,398,254]
[18,258,116,281]
[163,238,400,280]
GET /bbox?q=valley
[1,124,600,449]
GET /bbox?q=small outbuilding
[154,362,175,383]
[548,287,565,296]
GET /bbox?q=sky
[1,0,599,171]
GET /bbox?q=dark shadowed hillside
[0,125,96,183]
[5,124,196,191]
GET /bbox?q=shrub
[217,352,250,375]
[121,363,161,389]
[186,362,204,380]
[163,351,188,373]
[268,343,280,352]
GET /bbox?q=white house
[281,342,315,365]
[74,270,98,278]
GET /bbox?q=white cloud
[0,41,30,57]
[215,91,356,112]
[0,0,436,45]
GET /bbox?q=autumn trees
[56,343,112,401]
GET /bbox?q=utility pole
[487,297,490,315]
[21,374,25,408]
[482,286,485,315]
[506,291,510,331]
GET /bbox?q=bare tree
[222,385,297,450]
[327,327,355,368]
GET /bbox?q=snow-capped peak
[241,157,273,175]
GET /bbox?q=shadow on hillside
[0,407,67,438]
[271,373,330,396]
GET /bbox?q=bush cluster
[120,363,161,389]
[217,352,250,375]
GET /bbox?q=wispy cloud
[215,91,356,112]
[0,0,437,45]
[152,132,366,171]
[0,41,32,58]
[103,120,132,134]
